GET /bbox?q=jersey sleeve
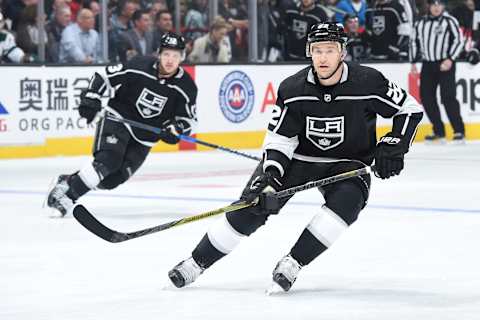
[85,62,129,98]
[2,32,25,63]
[369,71,423,145]
[169,73,198,136]
[262,83,302,177]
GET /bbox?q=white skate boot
[266,255,302,294]
[46,175,74,217]
[168,257,205,288]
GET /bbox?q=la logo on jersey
[372,16,385,35]
[136,88,168,118]
[306,116,344,151]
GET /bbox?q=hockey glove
[374,133,408,179]
[242,168,282,215]
[79,90,102,124]
[160,121,183,145]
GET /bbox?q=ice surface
[1,142,480,320]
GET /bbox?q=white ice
[1,142,480,320]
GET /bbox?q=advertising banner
[0,66,102,146]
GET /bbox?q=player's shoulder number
[106,63,123,75]
[385,80,405,105]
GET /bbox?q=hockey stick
[73,201,253,243]
[105,115,261,161]
[73,166,371,243]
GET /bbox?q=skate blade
[265,282,286,296]
[160,277,178,290]
[424,139,446,145]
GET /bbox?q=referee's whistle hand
[440,59,452,71]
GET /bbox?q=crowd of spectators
[0,0,479,64]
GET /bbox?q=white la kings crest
[372,16,385,35]
[306,116,344,151]
[136,88,168,118]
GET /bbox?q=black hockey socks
[192,234,226,269]
[66,174,91,200]
[290,228,328,266]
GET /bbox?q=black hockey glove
[374,133,408,179]
[159,120,184,145]
[241,168,282,215]
[79,90,102,124]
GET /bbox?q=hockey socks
[290,205,348,265]
[192,215,247,268]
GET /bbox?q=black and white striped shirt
[409,12,463,62]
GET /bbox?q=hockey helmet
[306,22,348,57]
[158,32,186,59]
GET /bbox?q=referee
[410,0,465,143]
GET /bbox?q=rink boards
[0,62,479,158]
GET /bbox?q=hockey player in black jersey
[365,0,411,60]
[282,0,328,60]
[46,32,197,217]
[168,22,423,292]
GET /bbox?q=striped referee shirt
[409,11,463,62]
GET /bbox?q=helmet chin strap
[318,60,343,80]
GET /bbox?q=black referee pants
[420,62,465,137]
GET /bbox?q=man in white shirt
[59,8,101,63]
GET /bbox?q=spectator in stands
[3,0,37,31]
[89,1,100,17]
[282,0,328,60]
[45,4,71,62]
[321,0,343,21]
[344,14,369,61]
[218,0,249,61]
[148,0,168,26]
[109,0,137,62]
[365,0,411,60]
[452,0,476,56]
[187,15,232,63]
[118,9,154,63]
[266,0,283,61]
[1,10,30,63]
[59,8,101,63]
[335,0,367,26]
[16,4,47,60]
[153,9,173,50]
[184,0,208,42]
[257,0,269,61]
[110,0,136,32]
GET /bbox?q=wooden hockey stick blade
[73,202,253,243]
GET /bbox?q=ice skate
[168,257,204,288]
[424,134,446,145]
[451,133,465,145]
[268,255,302,293]
[46,175,74,218]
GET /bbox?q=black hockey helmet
[158,32,186,59]
[305,22,348,57]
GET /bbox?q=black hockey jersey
[262,62,423,176]
[283,5,328,60]
[365,0,410,59]
[345,33,369,62]
[89,56,197,146]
